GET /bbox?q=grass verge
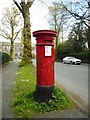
[11,63,76,118]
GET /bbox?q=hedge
[0,52,12,65]
[55,51,90,63]
[67,51,90,63]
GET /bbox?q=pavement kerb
[0,61,12,68]
[55,81,89,117]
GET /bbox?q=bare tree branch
[13,29,22,41]
[13,0,24,16]
[60,1,90,28]
[0,34,10,40]
[0,28,11,40]
[2,22,11,30]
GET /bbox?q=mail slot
[33,30,56,102]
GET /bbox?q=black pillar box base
[35,85,54,102]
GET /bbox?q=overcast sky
[0,0,83,43]
[0,0,50,43]
[0,0,68,43]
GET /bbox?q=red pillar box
[33,30,56,102]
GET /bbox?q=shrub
[0,52,12,65]
[67,51,90,63]
[55,42,90,63]
[55,42,74,61]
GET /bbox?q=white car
[63,56,81,65]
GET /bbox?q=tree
[55,41,74,60]
[0,5,22,58]
[13,0,34,64]
[68,22,87,52]
[49,2,67,47]
[60,0,90,50]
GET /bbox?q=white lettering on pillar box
[45,46,52,56]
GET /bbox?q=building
[0,42,23,59]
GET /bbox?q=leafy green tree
[55,41,74,60]
[68,22,87,52]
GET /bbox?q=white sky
[30,0,50,43]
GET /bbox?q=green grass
[11,63,76,118]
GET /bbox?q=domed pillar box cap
[33,30,57,37]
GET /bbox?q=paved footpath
[1,60,19,118]
[0,63,2,119]
[34,109,88,118]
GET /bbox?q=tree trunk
[22,5,32,64]
[10,41,14,59]
[55,35,58,47]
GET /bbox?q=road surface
[55,62,89,113]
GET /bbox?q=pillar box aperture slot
[33,30,56,102]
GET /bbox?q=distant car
[63,56,81,65]
[18,56,22,59]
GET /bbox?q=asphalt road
[55,62,88,110]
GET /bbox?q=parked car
[63,56,81,65]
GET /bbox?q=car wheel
[63,61,65,64]
[70,61,72,64]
